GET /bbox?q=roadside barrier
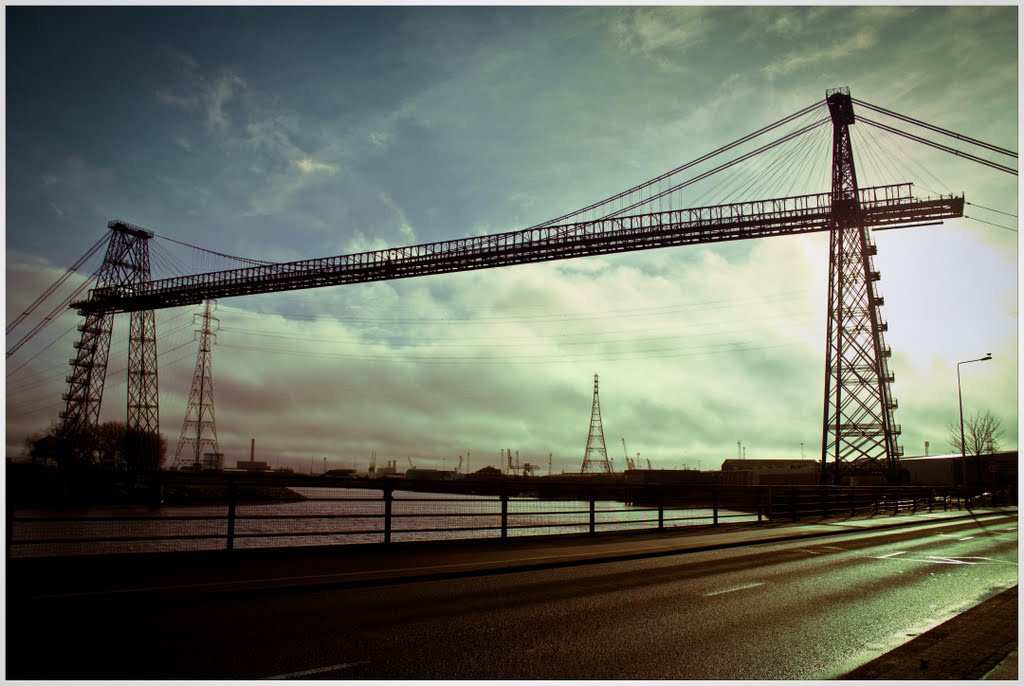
[7,472,1011,559]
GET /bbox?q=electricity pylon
[172,300,220,470]
[580,373,612,474]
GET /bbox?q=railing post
[849,487,856,517]
[500,484,508,540]
[6,498,14,561]
[589,488,596,535]
[712,484,719,526]
[821,487,828,519]
[873,489,879,516]
[893,488,900,515]
[767,486,774,520]
[383,485,393,544]
[757,487,763,524]
[657,486,664,530]
[226,479,237,552]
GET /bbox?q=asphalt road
[7,513,1017,680]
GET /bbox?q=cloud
[613,6,716,58]
[154,50,247,134]
[762,27,879,79]
[37,156,118,221]
[294,158,338,175]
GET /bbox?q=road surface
[7,512,1017,679]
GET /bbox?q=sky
[5,5,1019,474]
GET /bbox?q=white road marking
[874,551,907,558]
[958,536,975,541]
[265,661,367,679]
[925,556,975,565]
[704,582,765,597]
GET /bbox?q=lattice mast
[61,221,160,443]
[580,373,612,474]
[172,300,220,470]
[821,88,901,484]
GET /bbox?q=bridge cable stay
[528,100,827,229]
[713,118,830,206]
[851,117,956,199]
[7,309,197,393]
[964,216,1017,233]
[562,105,829,224]
[6,233,107,335]
[5,321,82,383]
[6,275,97,359]
[858,117,1018,176]
[966,202,1016,218]
[154,233,277,267]
[598,118,831,221]
[853,99,1017,159]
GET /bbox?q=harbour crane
[622,438,636,471]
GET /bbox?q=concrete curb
[839,586,1018,680]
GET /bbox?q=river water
[11,486,757,558]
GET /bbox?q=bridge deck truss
[75,183,963,315]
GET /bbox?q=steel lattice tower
[821,88,901,484]
[580,373,612,474]
[61,221,160,443]
[172,300,221,470]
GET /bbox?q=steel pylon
[580,373,612,474]
[821,88,902,484]
[172,300,221,470]
[61,221,160,445]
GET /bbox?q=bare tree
[946,410,1004,456]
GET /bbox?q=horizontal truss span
[75,184,963,314]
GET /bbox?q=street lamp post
[957,353,992,489]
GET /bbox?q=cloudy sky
[5,6,1018,474]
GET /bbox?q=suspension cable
[854,99,1017,159]
[530,100,827,228]
[6,234,107,335]
[966,201,1017,218]
[154,234,276,266]
[859,117,1018,176]
[600,118,831,220]
[6,276,96,359]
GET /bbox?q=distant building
[323,468,356,478]
[405,468,459,480]
[720,459,819,485]
[900,451,1017,489]
[467,465,503,480]
[235,460,269,471]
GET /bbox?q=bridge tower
[821,88,901,484]
[172,300,221,470]
[61,221,160,449]
[580,373,612,474]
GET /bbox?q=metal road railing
[7,473,1009,559]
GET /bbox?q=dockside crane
[622,438,636,471]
